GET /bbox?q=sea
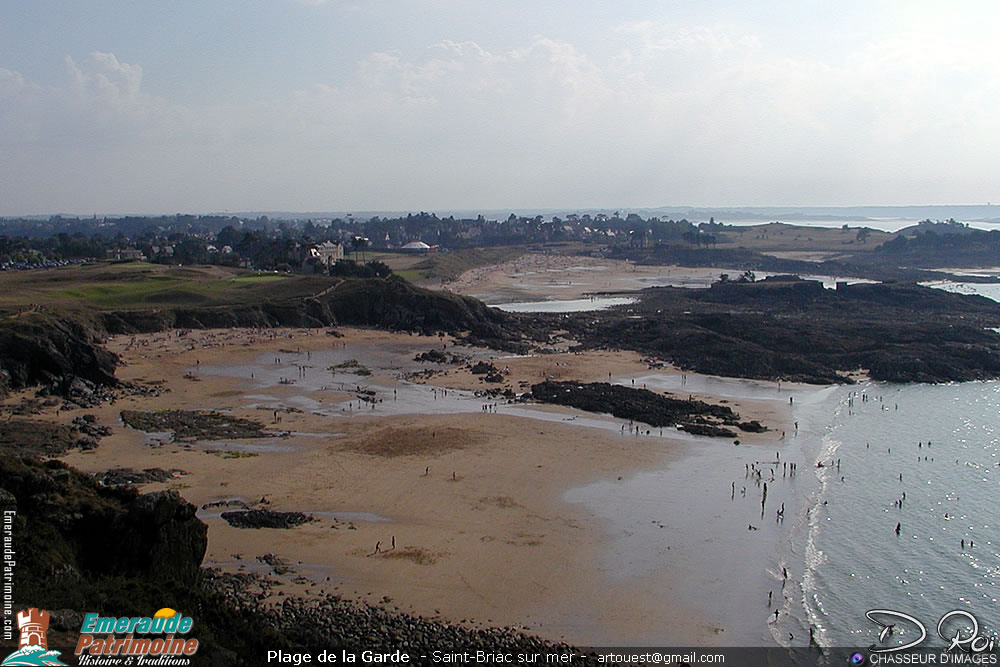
[779,380,1000,651]
[778,274,1000,652]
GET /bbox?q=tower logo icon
[17,609,49,650]
[1,608,65,666]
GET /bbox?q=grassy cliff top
[0,262,335,313]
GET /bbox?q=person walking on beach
[895,522,901,536]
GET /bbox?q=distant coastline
[8,203,1000,225]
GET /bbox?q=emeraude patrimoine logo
[3,606,200,666]
[2,608,65,666]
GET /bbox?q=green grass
[0,262,334,312]
[229,274,290,284]
[392,269,425,282]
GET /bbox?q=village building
[309,240,344,266]
[113,247,145,261]
[399,240,433,254]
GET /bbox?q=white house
[310,240,344,266]
[113,247,145,261]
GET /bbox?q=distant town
[0,211,725,272]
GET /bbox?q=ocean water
[782,381,1000,650]
[921,280,1000,304]
[489,296,637,312]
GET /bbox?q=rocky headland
[562,278,1000,384]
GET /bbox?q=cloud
[0,67,26,95]
[617,21,761,56]
[88,51,144,101]
[1,22,999,214]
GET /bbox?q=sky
[1,0,998,215]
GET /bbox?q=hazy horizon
[8,203,1000,222]
[3,1,999,215]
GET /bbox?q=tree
[350,236,369,261]
[217,225,242,248]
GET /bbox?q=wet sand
[42,325,806,645]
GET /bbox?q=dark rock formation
[95,467,187,486]
[415,348,449,363]
[220,509,315,529]
[0,419,103,456]
[0,454,205,587]
[120,409,274,440]
[0,313,119,396]
[112,490,207,587]
[565,280,1000,384]
[680,422,737,438]
[470,361,498,375]
[530,380,741,436]
[95,276,518,345]
[414,348,468,364]
[738,420,767,433]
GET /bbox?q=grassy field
[0,262,335,312]
[0,249,528,314]
[719,222,896,258]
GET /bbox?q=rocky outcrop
[120,409,274,441]
[0,419,104,456]
[530,380,742,436]
[0,454,206,587]
[220,509,315,529]
[322,276,511,340]
[566,280,1000,384]
[95,467,186,486]
[111,490,206,586]
[0,313,118,396]
[96,276,514,340]
[2,453,292,663]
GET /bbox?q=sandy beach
[26,317,808,647]
[442,253,734,304]
[9,257,830,646]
